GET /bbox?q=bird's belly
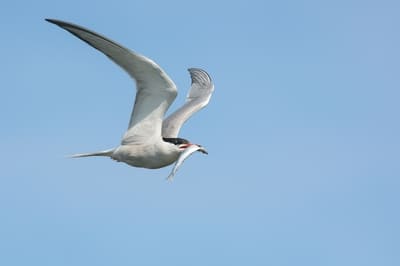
[111,144,178,169]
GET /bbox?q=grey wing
[46,19,177,144]
[162,68,214,138]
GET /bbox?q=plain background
[1,0,399,265]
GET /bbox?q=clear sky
[1,0,399,265]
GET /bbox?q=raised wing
[46,19,177,144]
[162,68,214,138]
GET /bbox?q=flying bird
[46,19,214,180]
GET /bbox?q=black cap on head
[162,137,190,145]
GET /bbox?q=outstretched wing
[46,19,177,144]
[162,68,214,138]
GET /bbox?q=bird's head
[163,137,208,155]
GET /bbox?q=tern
[46,19,214,180]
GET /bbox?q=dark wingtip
[45,18,57,24]
[187,68,213,85]
[45,18,70,27]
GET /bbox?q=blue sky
[1,0,399,265]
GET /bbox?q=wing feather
[162,68,214,138]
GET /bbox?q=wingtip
[187,68,213,85]
[188,68,212,79]
[45,18,68,29]
[45,18,72,28]
[45,18,58,24]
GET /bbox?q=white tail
[70,148,114,158]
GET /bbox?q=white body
[111,141,180,169]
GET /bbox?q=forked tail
[70,148,114,158]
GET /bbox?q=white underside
[110,141,180,169]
